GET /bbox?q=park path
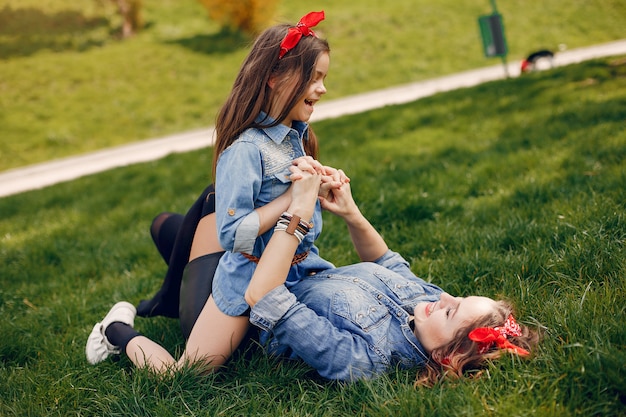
[1,39,625,198]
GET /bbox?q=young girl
[87,11,346,373]
[210,9,340,319]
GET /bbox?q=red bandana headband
[278,11,325,59]
[468,315,530,356]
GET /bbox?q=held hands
[290,157,359,221]
[290,157,349,200]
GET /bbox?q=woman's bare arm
[319,179,388,262]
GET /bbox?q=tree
[114,0,142,38]
[96,0,143,38]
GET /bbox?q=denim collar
[255,112,309,145]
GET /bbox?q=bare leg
[189,214,223,261]
[180,295,249,369]
[125,295,248,373]
[124,335,176,372]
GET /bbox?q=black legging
[138,184,225,340]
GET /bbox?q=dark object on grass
[521,49,555,73]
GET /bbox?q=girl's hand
[291,156,325,178]
[288,164,322,220]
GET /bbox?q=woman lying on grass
[86,159,538,384]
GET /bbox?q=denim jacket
[250,250,444,381]
[213,114,334,316]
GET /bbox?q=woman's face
[270,51,329,127]
[412,293,498,353]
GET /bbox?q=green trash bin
[478,13,507,58]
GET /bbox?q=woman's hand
[319,165,350,200]
[319,177,359,220]
[322,165,350,184]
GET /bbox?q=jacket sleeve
[250,285,389,381]
[374,250,444,293]
[215,141,262,253]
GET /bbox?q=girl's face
[412,293,498,353]
[271,52,329,127]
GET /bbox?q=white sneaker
[85,301,136,365]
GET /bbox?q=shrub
[196,0,278,35]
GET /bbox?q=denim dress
[250,250,444,381]
[213,114,334,316]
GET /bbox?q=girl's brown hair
[211,24,330,178]
[415,300,539,386]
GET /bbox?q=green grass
[1,0,625,171]
[1,57,625,416]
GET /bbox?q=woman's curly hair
[415,300,540,387]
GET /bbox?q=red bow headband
[468,315,530,356]
[278,11,325,59]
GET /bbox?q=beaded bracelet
[274,222,306,243]
[279,212,312,234]
[274,211,312,243]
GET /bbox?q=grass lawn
[1,56,625,416]
[1,0,625,171]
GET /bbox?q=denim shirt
[213,113,334,316]
[250,250,444,381]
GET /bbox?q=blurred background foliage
[0,0,624,171]
[196,0,280,35]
